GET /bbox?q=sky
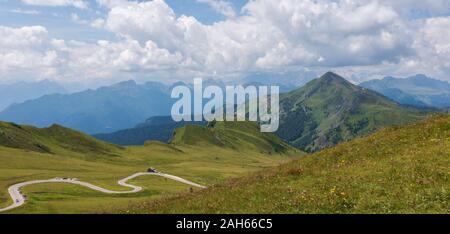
[0,0,449,88]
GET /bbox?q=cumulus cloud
[66,39,184,76]
[90,18,106,28]
[21,0,89,9]
[100,0,414,72]
[1,0,449,84]
[0,24,184,83]
[197,0,236,18]
[0,26,48,49]
[346,15,450,82]
[407,17,450,76]
[0,26,61,81]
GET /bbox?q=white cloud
[327,16,450,83]
[21,0,88,9]
[101,0,414,71]
[1,0,449,84]
[421,17,450,59]
[10,9,41,15]
[407,17,450,77]
[0,26,61,80]
[66,39,184,75]
[0,25,48,48]
[197,0,236,18]
[70,13,89,24]
[95,0,130,8]
[90,18,106,28]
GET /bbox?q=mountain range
[0,80,66,111]
[0,80,174,134]
[93,72,429,153]
[359,74,450,109]
[0,78,297,135]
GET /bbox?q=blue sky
[0,0,109,42]
[0,0,248,39]
[0,0,248,41]
[0,0,449,86]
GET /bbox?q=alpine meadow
[0,0,449,225]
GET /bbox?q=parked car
[147,168,158,173]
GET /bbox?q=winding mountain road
[0,172,206,213]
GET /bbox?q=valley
[0,121,299,213]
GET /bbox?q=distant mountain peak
[300,72,355,93]
[323,71,340,77]
[409,74,429,80]
[170,81,187,88]
[320,72,351,84]
[112,80,137,87]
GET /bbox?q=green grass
[128,115,450,214]
[172,121,295,154]
[0,121,300,214]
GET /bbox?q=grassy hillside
[0,121,300,214]
[172,121,296,154]
[130,115,449,214]
[277,72,428,152]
